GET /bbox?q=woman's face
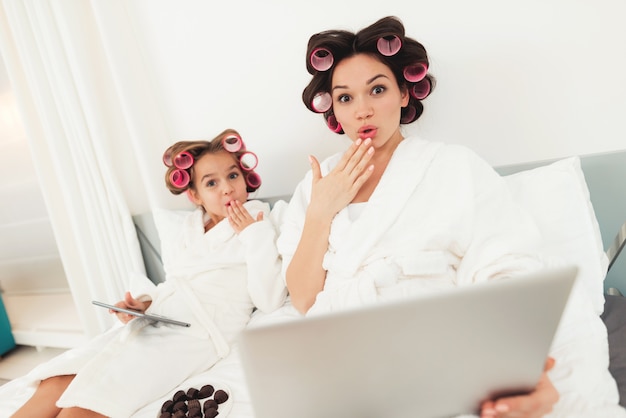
[188,151,248,224]
[331,53,409,150]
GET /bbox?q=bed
[0,149,625,417]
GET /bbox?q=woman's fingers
[337,138,374,178]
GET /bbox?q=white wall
[115,0,626,206]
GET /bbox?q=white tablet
[92,300,191,327]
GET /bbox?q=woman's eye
[372,85,386,95]
[337,94,350,103]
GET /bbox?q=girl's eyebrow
[200,165,238,181]
[331,74,389,93]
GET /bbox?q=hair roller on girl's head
[245,171,262,189]
[239,152,258,171]
[173,151,194,169]
[222,133,244,153]
[311,92,332,113]
[163,149,173,167]
[310,47,334,72]
[170,169,190,188]
[377,35,402,56]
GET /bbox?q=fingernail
[367,146,374,154]
[308,155,313,164]
[355,138,362,146]
[495,404,509,412]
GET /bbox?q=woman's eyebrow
[331,74,389,93]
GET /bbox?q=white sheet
[0,305,302,418]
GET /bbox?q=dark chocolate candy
[198,384,215,398]
[214,389,229,404]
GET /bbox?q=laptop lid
[239,265,577,418]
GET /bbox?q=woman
[277,16,623,418]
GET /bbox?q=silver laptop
[239,265,577,418]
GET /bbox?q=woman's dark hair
[302,16,435,132]
[163,128,260,195]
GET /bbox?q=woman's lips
[358,125,377,139]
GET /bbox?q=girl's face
[188,151,248,224]
[331,53,409,151]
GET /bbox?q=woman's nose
[355,99,373,120]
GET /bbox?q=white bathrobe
[27,200,286,417]
[277,137,625,417]
[279,137,544,313]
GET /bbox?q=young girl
[278,16,624,418]
[12,128,287,418]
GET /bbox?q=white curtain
[0,0,171,336]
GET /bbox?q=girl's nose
[223,183,234,195]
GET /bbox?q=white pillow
[152,207,193,271]
[503,156,608,314]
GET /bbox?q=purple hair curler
[377,35,402,56]
[170,169,190,188]
[245,171,262,189]
[411,79,431,100]
[239,152,258,171]
[403,63,428,83]
[400,105,417,124]
[223,134,244,153]
[310,47,334,72]
[326,115,342,133]
[311,92,332,113]
[173,151,194,169]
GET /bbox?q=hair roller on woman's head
[302,16,437,129]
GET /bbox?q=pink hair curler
[170,169,190,188]
[239,152,258,171]
[310,47,334,72]
[311,91,332,113]
[326,115,342,133]
[173,151,194,169]
[377,35,402,56]
[163,149,173,167]
[403,63,428,83]
[223,134,244,153]
[245,171,262,189]
[400,105,417,124]
[411,79,431,100]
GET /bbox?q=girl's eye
[206,180,216,187]
[372,85,386,95]
[229,172,239,180]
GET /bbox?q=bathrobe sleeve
[238,200,287,313]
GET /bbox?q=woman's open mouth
[358,125,377,139]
